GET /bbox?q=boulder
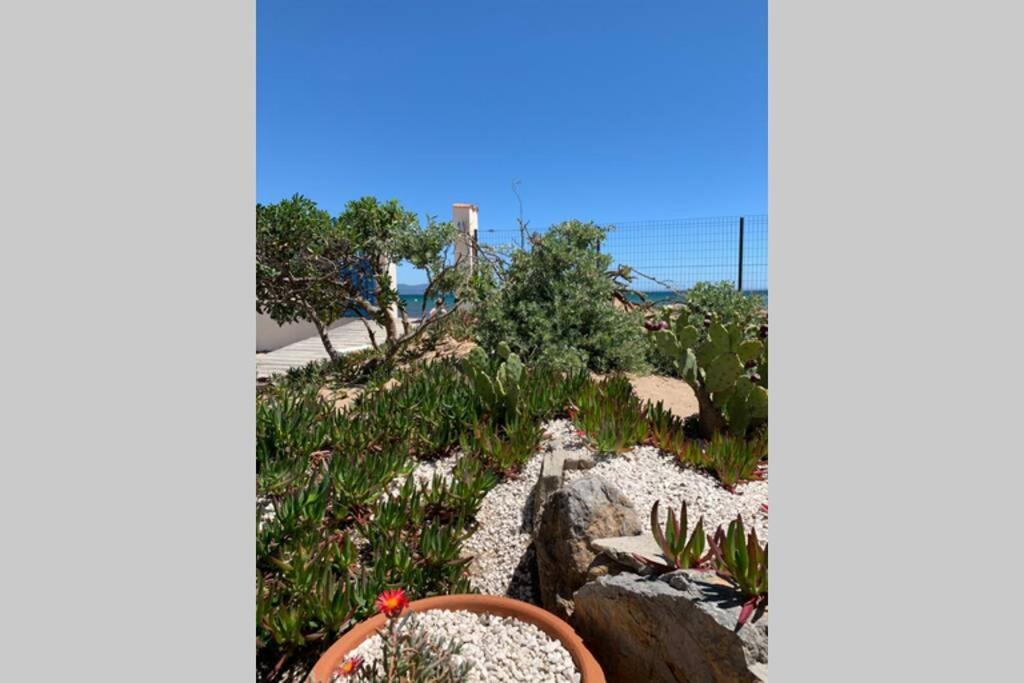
[573,571,768,683]
[530,447,595,532]
[534,475,641,618]
[590,533,671,574]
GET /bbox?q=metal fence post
[737,216,745,292]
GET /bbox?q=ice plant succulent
[708,515,768,630]
[375,588,409,617]
[649,500,710,570]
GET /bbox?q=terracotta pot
[310,594,605,682]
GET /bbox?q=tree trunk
[312,317,340,362]
[695,386,727,438]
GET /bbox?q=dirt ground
[627,373,699,419]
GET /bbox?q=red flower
[334,655,363,678]
[375,588,409,617]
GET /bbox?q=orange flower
[334,655,363,678]
[375,588,409,617]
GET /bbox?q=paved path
[256,319,385,378]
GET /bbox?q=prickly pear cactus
[652,314,767,437]
[461,343,525,423]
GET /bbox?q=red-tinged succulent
[650,500,711,570]
[375,588,409,617]
[708,516,767,630]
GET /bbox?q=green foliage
[680,281,767,337]
[258,195,463,355]
[709,516,768,629]
[473,220,648,373]
[645,400,688,456]
[520,366,589,422]
[460,342,525,426]
[257,195,347,331]
[571,375,648,454]
[650,500,709,570]
[460,415,545,477]
[258,361,489,680]
[682,433,767,490]
[652,313,767,437]
[353,360,475,460]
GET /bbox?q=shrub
[679,281,766,338]
[571,375,648,454]
[709,516,768,629]
[473,220,648,373]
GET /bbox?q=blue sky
[258,1,767,286]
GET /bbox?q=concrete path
[256,318,385,378]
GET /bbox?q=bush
[473,220,647,373]
[679,281,766,336]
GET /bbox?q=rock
[590,533,671,573]
[534,475,642,618]
[572,571,768,683]
[531,440,598,531]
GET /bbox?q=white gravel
[387,453,461,495]
[348,609,579,683]
[564,443,768,543]
[462,453,543,601]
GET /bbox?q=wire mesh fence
[475,214,767,297]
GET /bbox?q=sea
[397,290,767,318]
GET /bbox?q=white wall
[256,312,346,352]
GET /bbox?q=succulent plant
[651,314,767,438]
[461,342,526,425]
[682,432,766,490]
[571,375,648,454]
[646,400,688,455]
[708,515,768,629]
[650,500,710,570]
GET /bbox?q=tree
[257,194,466,361]
[256,195,351,360]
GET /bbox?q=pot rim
[309,593,604,682]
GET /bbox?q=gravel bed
[462,452,543,601]
[384,453,461,497]
[564,444,769,542]
[348,609,579,683]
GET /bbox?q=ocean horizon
[397,289,768,318]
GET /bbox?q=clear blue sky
[258,1,767,286]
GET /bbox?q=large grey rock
[573,570,768,683]
[534,475,641,618]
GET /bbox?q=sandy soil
[317,385,362,412]
[627,373,699,418]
